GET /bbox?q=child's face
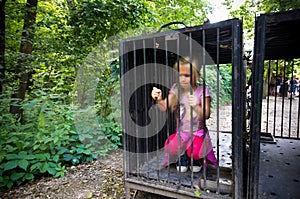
[179,63,191,90]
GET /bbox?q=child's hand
[151,87,162,100]
[188,94,197,107]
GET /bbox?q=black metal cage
[249,9,300,199]
[120,19,245,199]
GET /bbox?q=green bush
[100,116,123,148]
[0,93,114,190]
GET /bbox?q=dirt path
[0,149,173,199]
[0,150,126,199]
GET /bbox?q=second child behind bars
[151,56,217,173]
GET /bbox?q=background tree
[225,0,300,97]
[226,0,300,49]
[144,0,212,28]
[0,0,6,95]
[257,0,300,12]
[9,0,38,117]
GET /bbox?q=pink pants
[163,130,217,166]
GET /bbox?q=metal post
[248,14,266,199]
[231,19,244,199]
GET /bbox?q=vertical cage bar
[202,28,207,190]
[297,83,300,138]
[164,37,172,184]
[273,60,279,137]
[231,19,244,199]
[176,34,185,185]
[266,61,271,134]
[142,39,150,178]
[153,37,160,181]
[280,60,287,137]
[133,41,140,176]
[216,27,221,194]
[120,41,129,179]
[188,31,195,187]
[288,60,295,138]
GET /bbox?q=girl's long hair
[173,56,201,90]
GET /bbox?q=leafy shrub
[100,116,123,148]
[0,93,113,190]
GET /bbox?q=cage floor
[258,138,300,199]
[138,132,233,194]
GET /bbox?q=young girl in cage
[151,56,217,173]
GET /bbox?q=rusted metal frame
[125,178,232,199]
[231,19,244,199]
[240,28,248,199]
[248,15,266,199]
[120,21,232,43]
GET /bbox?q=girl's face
[179,63,191,90]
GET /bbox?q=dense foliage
[1,0,150,190]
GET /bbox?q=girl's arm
[188,95,211,119]
[151,87,178,112]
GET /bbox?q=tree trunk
[10,0,38,117]
[0,0,6,95]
